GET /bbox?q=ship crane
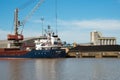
[7,0,44,46]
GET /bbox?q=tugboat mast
[55,0,58,35]
[41,17,44,36]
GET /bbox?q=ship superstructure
[35,26,62,50]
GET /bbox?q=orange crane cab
[7,34,24,41]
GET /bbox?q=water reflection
[92,61,105,80]
[0,58,120,80]
[9,60,24,80]
[92,59,120,80]
[35,59,58,80]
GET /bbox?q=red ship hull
[0,48,29,57]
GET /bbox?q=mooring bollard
[76,52,80,58]
[118,52,120,58]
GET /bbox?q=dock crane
[7,0,44,46]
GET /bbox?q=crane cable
[10,18,14,34]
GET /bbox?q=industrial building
[68,31,119,58]
[90,31,116,45]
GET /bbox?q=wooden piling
[95,52,102,58]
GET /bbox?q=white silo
[90,31,102,45]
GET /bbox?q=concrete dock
[68,45,120,58]
[67,52,120,58]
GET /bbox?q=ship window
[41,43,45,46]
[54,42,58,45]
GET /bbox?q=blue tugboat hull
[0,49,66,58]
[23,49,66,58]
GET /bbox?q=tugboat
[25,25,66,58]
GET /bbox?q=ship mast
[55,0,58,35]
[41,17,44,36]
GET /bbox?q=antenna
[55,0,58,35]
[41,17,44,36]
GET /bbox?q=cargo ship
[0,2,66,58]
[0,25,66,58]
[0,33,66,58]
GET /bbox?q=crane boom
[21,0,44,26]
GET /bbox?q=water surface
[0,58,120,80]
